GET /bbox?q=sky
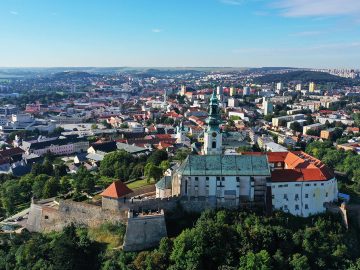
[1,0,360,68]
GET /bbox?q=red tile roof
[246,151,335,182]
[266,152,288,163]
[271,168,331,182]
[100,181,133,199]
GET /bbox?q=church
[156,91,338,217]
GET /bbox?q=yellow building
[309,82,316,92]
[229,87,236,96]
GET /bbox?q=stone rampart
[26,200,128,233]
[123,213,167,252]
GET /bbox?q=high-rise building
[295,84,302,91]
[229,87,236,97]
[276,82,283,92]
[216,86,223,101]
[228,98,238,108]
[243,86,250,96]
[263,97,273,116]
[309,82,316,92]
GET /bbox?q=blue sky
[1,0,360,68]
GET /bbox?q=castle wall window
[295,205,299,210]
[305,194,308,198]
[212,141,216,148]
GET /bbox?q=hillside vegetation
[254,71,352,84]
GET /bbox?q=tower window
[212,141,216,148]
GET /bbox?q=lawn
[126,179,155,190]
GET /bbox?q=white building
[303,123,323,134]
[243,87,251,96]
[228,98,239,108]
[267,151,338,217]
[263,97,273,116]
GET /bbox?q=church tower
[203,91,222,155]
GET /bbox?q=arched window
[212,141,216,148]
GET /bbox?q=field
[126,179,155,189]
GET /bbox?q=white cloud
[151,28,163,33]
[10,11,18,15]
[273,0,360,17]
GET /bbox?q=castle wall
[123,214,167,252]
[26,200,127,232]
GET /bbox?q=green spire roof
[206,89,220,131]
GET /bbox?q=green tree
[290,122,302,132]
[144,163,163,182]
[32,174,50,198]
[238,250,271,270]
[74,166,95,193]
[43,177,60,198]
[290,254,310,270]
[100,150,134,180]
[160,160,170,172]
[147,150,168,166]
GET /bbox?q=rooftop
[100,180,133,199]
[178,154,270,176]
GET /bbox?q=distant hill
[51,71,99,79]
[253,71,351,84]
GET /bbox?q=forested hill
[254,71,352,84]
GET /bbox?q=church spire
[206,90,221,131]
[203,88,222,155]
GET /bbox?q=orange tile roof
[266,152,288,163]
[248,151,335,182]
[100,181,133,199]
[271,168,331,182]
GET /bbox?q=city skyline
[1,0,360,68]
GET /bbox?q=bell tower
[203,91,222,155]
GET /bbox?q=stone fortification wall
[27,200,128,233]
[123,214,167,252]
[118,196,263,213]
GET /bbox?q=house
[320,128,335,140]
[116,142,150,157]
[21,137,89,156]
[87,141,117,154]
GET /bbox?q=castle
[25,91,339,252]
